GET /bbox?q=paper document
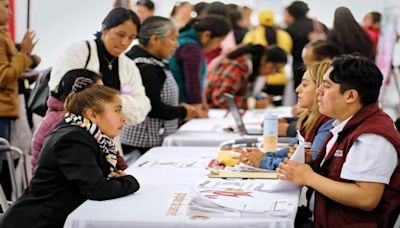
[233,163,275,172]
[136,160,205,168]
[187,179,293,218]
[268,144,305,192]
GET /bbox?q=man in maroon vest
[277,55,400,227]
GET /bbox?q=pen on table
[286,146,319,153]
[137,161,149,167]
[223,110,230,118]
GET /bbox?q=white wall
[304,0,384,27]
[13,0,385,70]
[14,0,115,69]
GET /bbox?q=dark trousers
[295,206,314,228]
[0,117,10,140]
[0,117,13,200]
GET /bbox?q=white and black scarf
[64,113,117,172]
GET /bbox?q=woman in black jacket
[0,78,140,228]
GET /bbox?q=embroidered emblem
[334,150,343,157]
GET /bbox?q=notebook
[223,93,263,135]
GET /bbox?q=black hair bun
[72,78,95,92]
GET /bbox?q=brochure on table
[268,143,305,192]
[187,179,295,218]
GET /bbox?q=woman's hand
[255,97,270,109]
[180,103,197,121]
[291,105,305,116]
[20,30,37,55]
[239,148,264,167]
[107,170,127,179]
[278,122,289,136]
[194,103,208,118]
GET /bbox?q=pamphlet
[187,179,293,218]
[268,144,305,192]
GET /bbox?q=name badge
[334,150,343,157]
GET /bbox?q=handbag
[27,41,91,117]
[27,67,51,116]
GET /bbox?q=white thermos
[263,113,278,151]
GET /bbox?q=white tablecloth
[162,131,256,147]
[64,147,299,228]
[163,107,293,147]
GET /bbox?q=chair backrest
[0,138,28,202]
[0,183,10,212]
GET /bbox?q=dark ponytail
[180,15,231,38]
[264,26,277,45]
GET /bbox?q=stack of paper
[208,162,278,179]
[232,163,275,172]
[187,179,293,218]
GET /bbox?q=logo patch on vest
[334,150,343,157]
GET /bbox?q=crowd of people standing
[0,0,398,227]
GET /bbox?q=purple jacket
[31,96,64,174]
[31,96,128,175]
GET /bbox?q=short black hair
[205,1,228,18]
[227,45,287,82]
[329,55,383,106]
[264,45,288,63]
[369,11,381,24]
[102,7,141,33]
[136,0,155,10]
[194,2,208,16]
[286,1,309,19]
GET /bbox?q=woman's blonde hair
[296,60,331,137]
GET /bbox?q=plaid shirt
[205,54,251,109]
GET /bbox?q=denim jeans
[0,117,11,200]
[0,117,11,140]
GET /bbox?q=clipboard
[208,170,278,179]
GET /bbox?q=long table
[64,147,300,228]
[163,107,293,147]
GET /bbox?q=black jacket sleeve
[54,131,140,200]
[139,64,186,120]
[286,119,298,137]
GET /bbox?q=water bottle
[263,113,278,151]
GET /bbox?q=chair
[0,182,9,212]
[0,137,28,211]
